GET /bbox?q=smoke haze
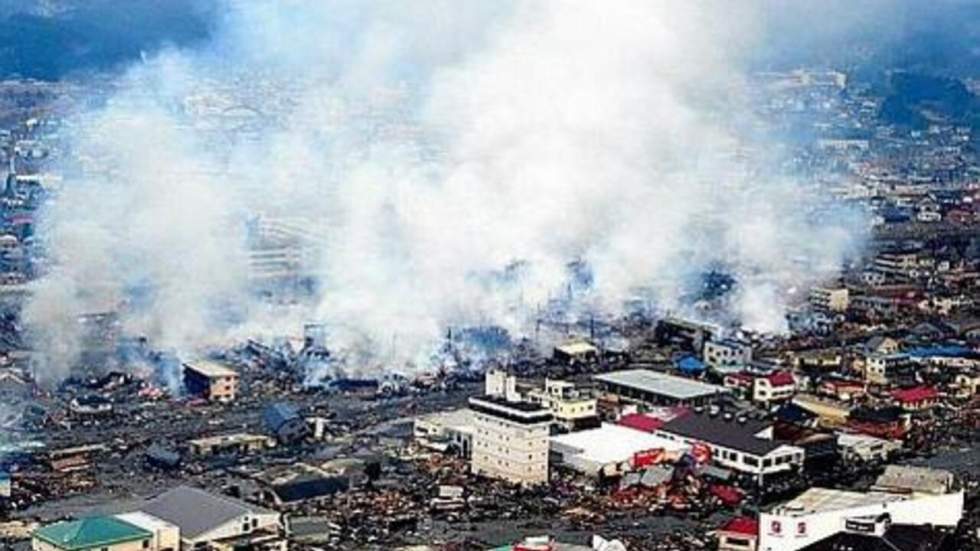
[25,1,867,382]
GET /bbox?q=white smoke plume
[25,1,865,382]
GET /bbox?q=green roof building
[33,516,152,551]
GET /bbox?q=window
[142,541,150,549]
[744,456,759,467]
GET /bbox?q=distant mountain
[0,0,216,80]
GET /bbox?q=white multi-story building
[470,371,552,486]
[703,339,753,370]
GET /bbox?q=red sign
[691,442,712,464]
[632,448,665,468]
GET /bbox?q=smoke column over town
[24,1,866,383]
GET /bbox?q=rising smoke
[24,1,865,383]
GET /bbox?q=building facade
[758,487,964,551]
[183,361,239,402]
[469,395,552,486]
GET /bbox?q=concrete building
[470,394,552,486]
[526,379,598,431]
[758,486,963,551]
[33,517,153,551]
[183,361,239,403]
[864,353,914,386]
[594,369,729,407]
[470,371,552,486]
[808,287,849,313]
[414,408,475,457]
[703,339,753,370]
[552,341,599,364]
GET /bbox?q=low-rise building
[758,485,963,551]
[725,371,796,407]
[414,408,475,457]
[594,369,729,407]
[863,353,914,386]
[890,386,939,411]
[552,341,599,365]
[816,378,866,402]
[139,486,282,551]
[846,406,910,439]
[183,361,239,402]
[549,423,688,477]
[655,411,805,484]
[114,513,179,551]
[33,517,153,551]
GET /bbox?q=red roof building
[891,386,939,411]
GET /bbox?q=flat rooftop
[183,360,238,378]
[594,369,728,400]
[551,423,687,465]
[416,408,475,432]
[770,487,904,516]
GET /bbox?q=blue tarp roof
[675,356,705,374]
[906,345,980,359]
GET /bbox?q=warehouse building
[594,369,729,407]
[139,486,282,550]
